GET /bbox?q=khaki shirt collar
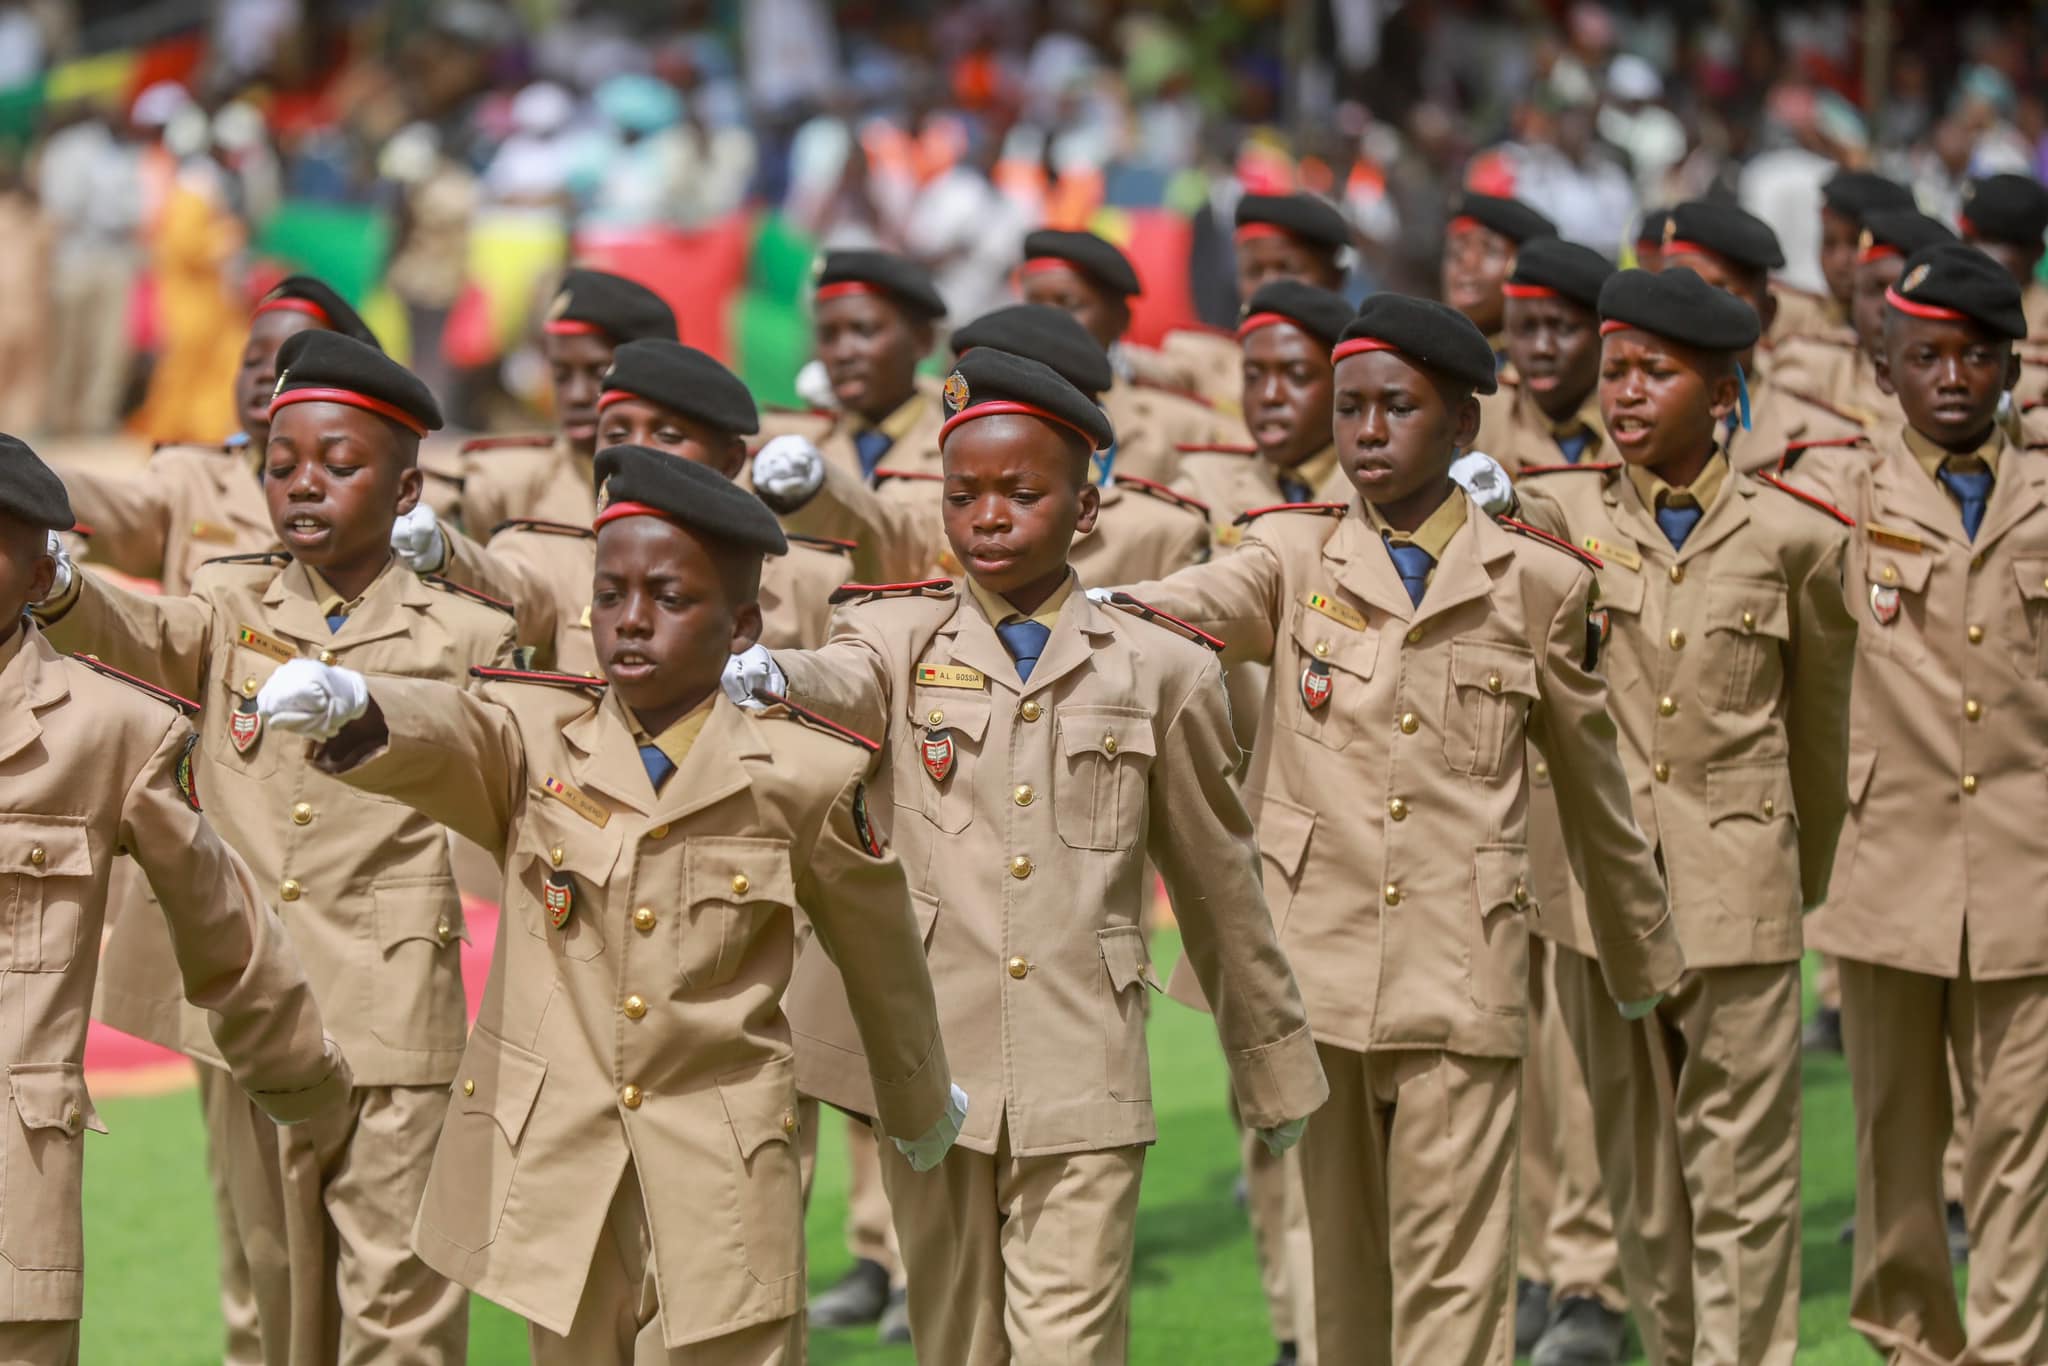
[1548,388,1604,442]
[1363,484,1468,562]
[629,693,717,772]
[967,571,1076,632]
[1272,444,1341,495]
[1626,450,1729,514]
[1903,423,2004,483]
[857,389,930,445]
[302,558,398,622]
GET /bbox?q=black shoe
[809,1259,890,1329]
[1269,1343,1298,1366]
[1515,1278,1553,1356]
[1947,1200,1970,1267]
[877,1287,912,1344]
[1531,1296,1628,1366]
[1802,1006,1843,1054]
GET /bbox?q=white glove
[720,643,784,711]
[256,658,369,739]
[1257,1116,1307,1156]
[41,531,73,601]
[752,435,827,507]
[893,1083,969,1173]
[390,504,447,573]
[1450,450,1515,516]
[1619,992,1664,1021]
[794,358,838,411]
[1084,586,1117,605]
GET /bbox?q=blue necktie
[326,613,347,633]
[1937,464,1993,540]
[1093,440,1119,487]
[995,619,1052,680]
[638,745,676,792]
[1655,501,1704,549]
[1278,474,1314,504]
[1383,539,1434,607]
[853,429,893,480]
[1555,429,1593,464]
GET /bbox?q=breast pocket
[1282,607,1380,752]
[422,1028,547,1254]
[1443,641,1539,779]
[2008,558,2048,678]
[0,815,92,974]
[513,814,622,962]
[680,840,796,994]
[1055,707,1157,852]
[1700,579,1790,712]
[896,691,989,835]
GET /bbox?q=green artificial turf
[79,946,1892,1363]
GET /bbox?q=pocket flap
[9,1063,105,1137]
[907,689,991,742]
[1252,791,1317,878]
[220,649,285,700]
[1866,549,1933,594]
[718,1058,800,1160]
[1098,924,1159,993]
[686,838,796,908]
[453,1030,547,1147]
[515,810,622,886]
[1593,562,1646,615]
[1704,579,1791,639]
[1472,844,1531,915]
[1706,760,1795,823]
[1057,708,1158,761]
[1449,640,1539,699]
[2014,558,2048,603]
[1289,609,1379,679]
[0,816,90,878]
[372,878,465,952]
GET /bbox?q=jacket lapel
[327,560,434,652]
[1971,451,2048,557]
[1870,439,1962,546]
[1327,511,1420,624]
[1017,589,1115,698]
[650,698,762,827]
[0,629,63,767]
[1411,514,1509,627]
[563,692,654,817]
[262,561,337,647]
[1673,475,1754,563]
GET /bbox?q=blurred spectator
[1509,90,1638,256]
[902,127,1031,324]
[37,106,143,437]
[0,156,49,432]
[381,122,477,398]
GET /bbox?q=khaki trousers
[1297,1043,1520,1366]
[1554,951,1802,1366]
[793,1098,904,1286]
[0,1321,76,1366]
[1839,958,2048,1366]
[199,1063,291,1366]
[531,1164,800,1366]
[47,248,134,437]
[879,1120,1145,1365]
[1238,1120,1316,1358]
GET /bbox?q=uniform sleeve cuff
[1224,1019,1330,1132]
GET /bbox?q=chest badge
[1300,659,1333,712]
[229,697,263,753]
[921,729,956,783]
[1869,583,1901,626]
[543,871,575,929]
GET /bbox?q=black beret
[815,250,947,320]
[545,269,678,344]
[1961,174,2048,248]
[270,330,443,434]
[1887,243,2027,340]
[1449,193,1558,245]
[1665,200,1786,272]
[0,434,72,530]
[256,276,380,349]
[599,340,759,436]
[938,347,1115,452]
[1021,229,1142,298]
[592,444,787,556]
[1238,279,1353,348]
[1634,208,1672,245]
[1859,209,1956,261]
[1598,267,1761,353]
[1335,294,1498,395]
[1506,236,1616,312]
[951,305,1113,398]
[1822,171,1917,224]
[1235,193,1351,251]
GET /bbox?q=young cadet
[1017,227,1232,478]
[250,446,959,1365]
[1473,236,1617,475]
[1784,243,2048,1366]
[728,346,1327,1364]
[460,267,679,537]
[1771,170,1920,354]
[1515,268,1858,1366]
[1633,209,1671,272]
[1441,192,1559,364]
[1162,193,1351,415]
[1657,200,1868,471]
[800,249,949,478]
[34,332,515,1366]
[0,443,350,1366]
[1108,295,1684,1365]
[1960,172,2048,343]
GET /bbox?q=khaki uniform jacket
[0,626,348,1320]
[1101,374,1228,484]
[1472,381,1609,478]
[1727,368,1873,474]
[777,584,1327,1156]
[38,556,516,1083]
[1764,285,1846,354]
[1161,328,1246,416]
[1516,465,1858,966]
[1118,505,1685,1057]
[811,377,948,484]
[1172,447,1353,549]
[324,679,949,1345]
[58,442,271,595]
[1787,429,2048,979]
[459,436,590,542]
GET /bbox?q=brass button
[1406,627,1423,644]
[241,677,258,698]
[1968,624,1985,644]
[1668,564,1685,584]
[462,1079,475,1097]
[1387,797,1408,821]
[1398,712,1419,735]
[1658,696,1677,717]
[1761,798,1776,818]
[280,878,302,901]
[1964,699,1982,722]
[1103,734,1119,755]
[1486,671,1503,695]
[927,708,945,727]
[1881,564,1899,585]
[1019,700,1042,722]
[1384,883,1402,906]
[622,994,647,1020]
[1314,640,1330,658]
[549,846,564,868]
[1653,762,1670,783]
[620,1085,642,1110]
[1010,855,1033,880]
[1014,785,1035,807]
[633,906,656,932]
[1534,761,1550,780]
[1007,956,1030,979]
[646,823,670,840]
[1513,879,1530,907]
[731,873,750,897]
[1962,774,1979,795]
[1741,610,1757,630]
[28,846,44,867]
[291,802,313,825]
[782,1111,797,1135]
[318,649,336,665]
[435,918,453,945]
[1668,629,1686,650]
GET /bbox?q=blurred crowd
[1,0,2044,441]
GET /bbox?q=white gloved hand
[41,531,73,601]
[1618,992,1665,1021]
[1257,1116,1307,1156]
[720,643,784,711]
[752,435,827,508]
[1084,586,1118,605]
[390,504,447,573]
[893,1083,969,1173]
[794,358,838,412]
[1450,450,1515,516]
[256,658,369,739]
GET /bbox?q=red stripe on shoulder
[459,433,555,455]
[490,517,594,540]
[1497,516,1604,569]
[1173,442,1257,456]
[1231,501,1349,528]
[1516,460,1621,476]
[1755,472,1855,526]
[873,468,943,484]
[1778,385,1868,427]
[1130,377,1215,407]
[786,533,859,552]
[827,578,955,606]
[1101,593,1225,651]
[756,690,881,753]
[468,666,606,691]
[1113,474,1210,514]
[424,575,514,614]
[69,522,93,538]
[69,655,200,714]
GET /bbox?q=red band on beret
[1660,239,1721,263]
[1331,338,1403,363]
[1958,215,1977,237]
[816,281,884,302]
[939,400,1101,451]
[1501,282,1560,299]
[1235,311,1298,341]
[254,297,332,327]
[1598,320,1636,336]
[1019,257,1077,278]
[596,389,640,411]
[1447,215,1484,236]
[593,500,671,530]
[1857,244,1902,264]
[269,387,427,436]
[544,319,605,337]
[1884,285,1968,322]
[1234,222,1293,244]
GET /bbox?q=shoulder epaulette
[786,533,857,553]
[490,517,593,540]
[1754,472,1855,526]
[424,575,515,614]
[421,467,466,490]
[1096,591,1225,652]
[69,654,199,715]
[1497,516,1604,570]
[1775,434,1870,474]
[200,550,291,570]
[828,578,954,606]
[1129,376,1214,407]
[1174,442,1257,456]
[873,467,942,484]
[1231,501,1348,528]
[1777,384,1868,427]
[1518,460,1621,477]
[1113,474,1209,515]
[755,690,881,753]
[469,666,605,692]
[459,433,554,456]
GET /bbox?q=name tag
[1302,591,1367,632]
[234,624,296,664]
[190,521,238,544]
[1581,537,1641,572]
[1867,523,1924,554]
[914,663,986,690]
[541,775,610,828]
